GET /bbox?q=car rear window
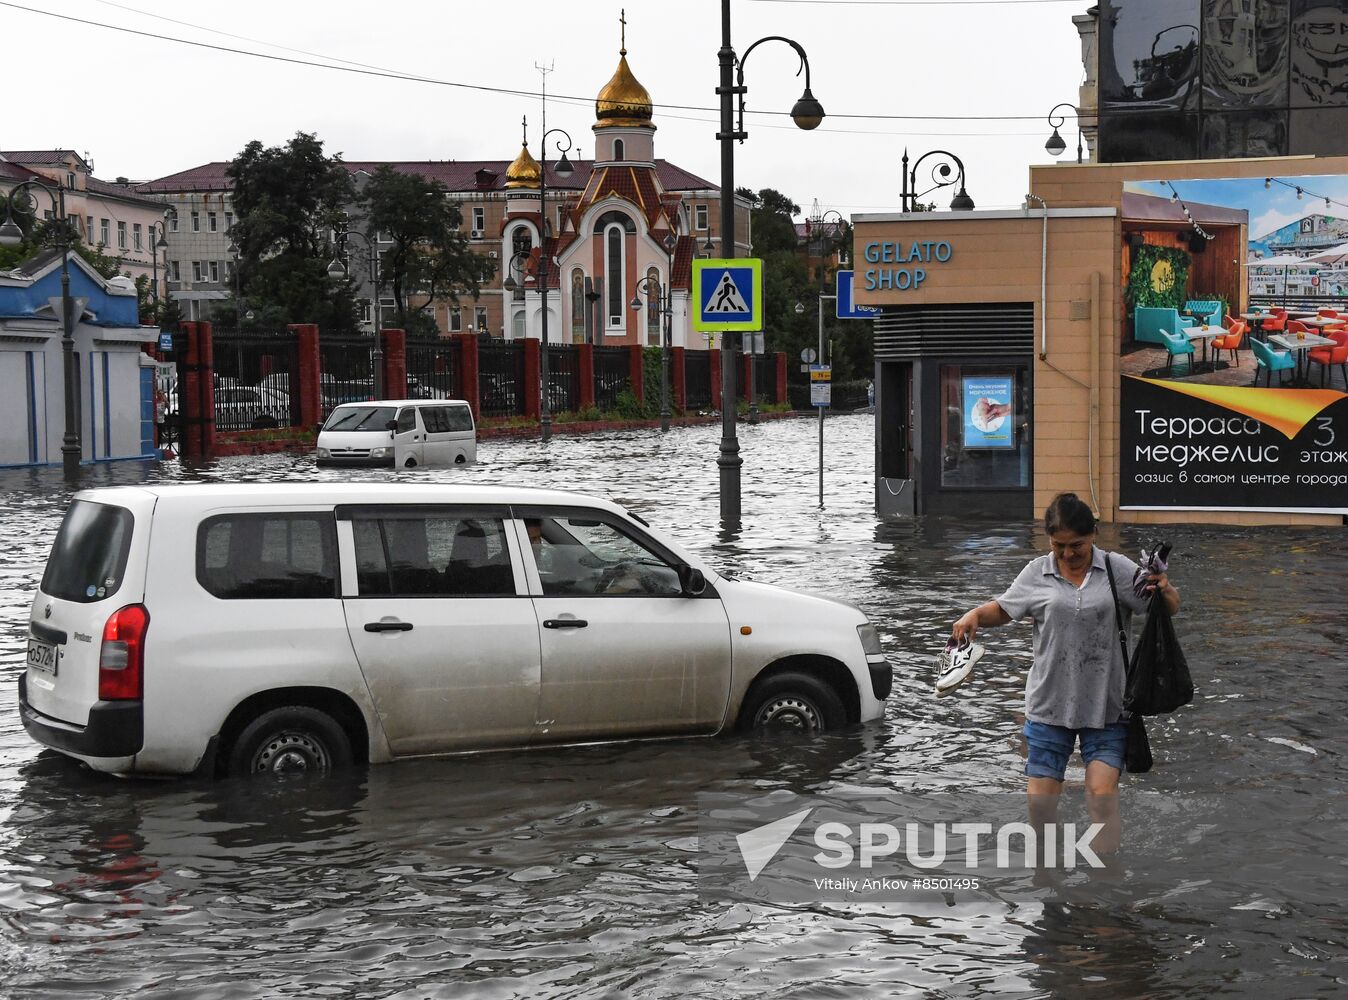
[42,500,135,603]
[197,513,338,599]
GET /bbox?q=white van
[316,400,476,468]
[20,484,891,779]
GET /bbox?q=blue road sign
[693,258,763,332]
[836,270,880,320]
[158,331,174,351]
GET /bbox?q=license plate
[26,638,58,676]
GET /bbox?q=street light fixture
[536,126,574,444]
[147,221,169,314]
[326,226,386,397]
[1044,102,1082,164]
[900,149,975,213]
[628,231,678,432]
[0,179,81,476]
[717,0,825,525]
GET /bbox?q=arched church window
[571,268,586,342]
[606,224,626,329]
[512,226,533,257]
[614,138,625,161]
[593,210,636,235]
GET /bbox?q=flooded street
[1,414,1346,998]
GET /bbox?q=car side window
[422,406,450,433]
[351,515,516,597]
[525,515,682,597]
[396,408,417,433]
[197,513,338,599]
[446,405,474,431]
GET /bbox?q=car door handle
[364,621,413,632]
[543,618,588,629]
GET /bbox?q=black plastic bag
[1125,714,1153,773]
[1125,596,1194,716]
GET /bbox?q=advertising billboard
[961,377,1015,450]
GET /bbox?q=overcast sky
[4,0,1088,217]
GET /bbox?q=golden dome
[505,142,541,189]
[595,50,654,130]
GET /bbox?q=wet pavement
[1,414,1346,998]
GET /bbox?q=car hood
[317,429,395,448]
[715,578,867,624]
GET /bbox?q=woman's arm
[952,600,1012,644]
[1150,573,1180,615]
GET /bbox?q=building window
[445,307,460,332]
[571,268,585,342]
[192,261,203,282]
[208,212,217,232]
[605,224,625,329]
[117,221,127,249]
[646,266,661,343]
[511,226,533,257]
[472,207,485,234]
[360,300,372,325]
[66,171,76,189]
[133,224,143,251]
[938,364,1031,490]
[377,230,392,243]
[169,212,178,233]
[224,212,233,232]
[614,138,625,160]
[209,261,219,283]
[379,297,397,328]
[100,219,109,245]
[695,204,708,230]
[475,306,489,333]
[86,215,94,240]
[170,260,181,281]
[191,211,200,232]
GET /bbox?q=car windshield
[323,406,397,432]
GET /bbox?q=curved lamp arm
[908,149,975,211]
[734,35,824,139]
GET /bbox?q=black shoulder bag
[1105,557,1153,774]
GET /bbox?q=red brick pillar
[710,347,723,410]
[522,338,541,420]
[775,352,787,404]
[380,328,406,398]
[180,321,215,459]
[628,345,645,404]
[671,346,687,411]
[452,333,480,417]
[578,342,596,410]
[290,323,322,428]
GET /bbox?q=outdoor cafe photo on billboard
[1119,173,1348,514]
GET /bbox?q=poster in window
[962,377,1015,449]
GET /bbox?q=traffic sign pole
[818,294,836,508]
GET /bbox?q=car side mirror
[386,419,398,431]
[678,564,707,597]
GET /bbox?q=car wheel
[404,457,417,468]
[251,415,279,430]
[740,671,846,734]
[227,706,353,778]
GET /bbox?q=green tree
[357,165,494,335]
[228,131,361,333]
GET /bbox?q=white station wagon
[20,484,891,778]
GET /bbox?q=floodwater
[1,414,1346,998]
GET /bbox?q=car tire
[227,706,353,778]
[739,671,846,734]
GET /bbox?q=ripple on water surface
[0,415,1345,997]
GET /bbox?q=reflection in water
[0,415,1345,995]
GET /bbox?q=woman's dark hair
[1044,493,1096,536]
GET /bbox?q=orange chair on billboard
[1309,330,1348,389]
[1212,316,1246,366]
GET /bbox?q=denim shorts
[1022,719,1129,781]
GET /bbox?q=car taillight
[99,604,149,701]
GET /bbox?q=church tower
[592,10,655,166]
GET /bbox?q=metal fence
[479,340,526,417]
[547,344,581,414]
[317,333,376,416]
[684,349,713,411]
[735,355,776,403]
[594,346,631,411]
[405,335,460,400]
[206,329,300,430]
[1250,294,1348,312]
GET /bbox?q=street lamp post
[326,226,385,397]
[806,207,846,508]
[536,127,575,443]
[900,149,976,213]
[717,0,825,524]
[0,179,81,475]
[148,221,168,313]
[1044,103,1083,164]
[630,232,678,432]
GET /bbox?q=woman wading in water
[952,493,1180,854]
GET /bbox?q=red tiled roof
[1,150,88,168]
[0,160,41,182]
[84,175,164,207]
[138,158,718,195]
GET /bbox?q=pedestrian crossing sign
[693,258,763,332]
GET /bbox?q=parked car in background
[19,483,892,778]
[162,380,291,433]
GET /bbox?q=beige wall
[855,156,1348,527]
